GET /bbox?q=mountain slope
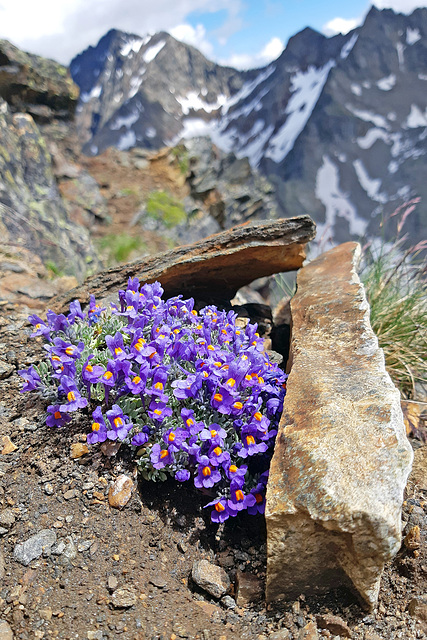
[70,7,427,245]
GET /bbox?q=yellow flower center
[226,378,236,387]
[67,391,76,402]
[132,376,141,384]
[215,502,225,513]
[154,409,162,416]
[254,412,262,421]
[104,371,113,380]
[214,393,223,402]
[233,402,243,410]
[52,356,61,362]
[186,418,194,427]
[154,382,163,390]
[114,417,123,428]
[210,429,217,437]
[168,432,176,442]
[92,422,100,432]
[36,323,41,329]
[115,347,123,355]
[65,347,74,355]
[246,435,255,446]
[86,365,93,372]
[229,465,238,473]
[235,490,244,502]
[207,345,214,351]
[213,447,222,456]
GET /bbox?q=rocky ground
[0,297,426,640]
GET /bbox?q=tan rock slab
[52,216,315,313]
[1,436,17,454]
[70,443,89,459]
[266,242,413,610]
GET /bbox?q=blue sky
[0,0,425,66]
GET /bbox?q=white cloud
[0,0,242,64]
[223,36,284,70]
[323,17,361,36]
[373,0,427,13]
[169,23,213,58]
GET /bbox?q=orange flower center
[154,382,163,390]
[226,378,236,387]
[65,346,74,355]
[132,376,141,384]
[229,465,238,473]
[213,393,223,402]
[160,449,168,459]
[115,347,123,355]
[255,493,263,504]
[104,371,113,380]
[114,417,123,428]
[86,365,93,372]
[67,391,76,402]
[210,429,217,437]
[168,432,176,442]
[54,411,61,420]
[202,466,211,477]
[92,422,100,432]
[215,502,225,512]
[213,447,222,456]
[246,435,255,446]
[254,412,262,421]
[186,418,194,427]
[154,409,162,416]
[235,490,244,502]
[233,402,243,410]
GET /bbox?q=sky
[0,0,425,68]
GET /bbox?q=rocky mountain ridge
[70,6,427,246]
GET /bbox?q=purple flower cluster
[19,279,287,522]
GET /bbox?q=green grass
[96,233,146,265]
[170,145,189,175]
[145,190,186,228]
[361,237,427,398]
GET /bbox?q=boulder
[0,39,78,119]
[0,99,100,280]
[52,216,316,313]
[265,242,413,610]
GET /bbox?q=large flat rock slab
[265,242,413,610]
[52,216,315,313]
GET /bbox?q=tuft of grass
[145,190,186,228]
[170,145,189,175]
[96,233,146,265]
[361,229,427,398]
[45,260,64,278]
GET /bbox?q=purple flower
[150,443,173,469]
[87,407,108,444]
[145,366,169,402]
[50,338,84,364]
[18,366,41,392]
[59,376,88,412]
[46,405,72,428]
[68,300,86,323]
[224,463,247,484]
[208,444,230,467]
[101,361,117,405]
[180,408,204,436]
[238,431,268,458]
[106,332,129,360]
[88,295,105,324]
[106,404,132,440]
[148,401,172,423]
[205,498,232,523]
[163,428,187,451]
[200,424,227,444]
[227,481,257,515]
[81,356,105,399]
[210,387,235,414]
[46,310,69,333]
[131,431,149,446]
[28,315,50,338]
[175,469,190,482]
[194,456,222,489]
[125,362,149,395]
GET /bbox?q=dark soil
[0,304,426,640]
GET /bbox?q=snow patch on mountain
[111,109,141,130]
[221,66,275,115]
[81,85,102,103]
[345,104,390,129]
[315,155,367,240]
[143,40,166,63]
[176,92,227,115]
[340,33,358,60]
[120,36,149,56]
[265,60,335,163]
[357,127,391,149]
[377,75,396,91]
[405,104,427,128]
[406,28,421,45]
[117,129,136,150]
[353,159,388,203]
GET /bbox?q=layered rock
[265,242,413,609]
[0,99,99,280]
[52,216,316,312]
[0,39,78,120]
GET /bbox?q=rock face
[265,242,413,609]
[0,99,100,280]
[0,39,78,120]
[52,216,316,313]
